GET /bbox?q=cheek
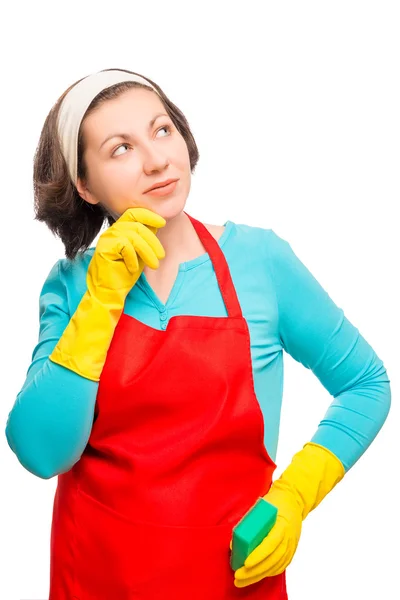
[100,159,140,189]
[172,140,191,171]
[90,161,116,187]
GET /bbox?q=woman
[5,68,391,599]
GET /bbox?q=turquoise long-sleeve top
[5,220,391,480]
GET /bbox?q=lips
[144,180,178,197]
[145,179,179,193]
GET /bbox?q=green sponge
[231,497,278,571]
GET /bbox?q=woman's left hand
[232,442,346,587]
[232,480,303,587]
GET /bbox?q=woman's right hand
[49,207,166,382]
[87,207,166,299]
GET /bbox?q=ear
[76,177,100,205]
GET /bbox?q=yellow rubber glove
[233,442,345,587]
[49,207,166,381]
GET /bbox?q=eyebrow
[99,112,169,150]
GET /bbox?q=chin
[147,197,187,221]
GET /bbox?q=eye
[112,143,130,157]
[112,124,172,157]
[157,125,172,137]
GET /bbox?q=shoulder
[204,219,291,259]
[42,248,95,311]
[223,219,282,253]
[203,223,226,242]
[57,247,95,277]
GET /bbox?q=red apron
[49,212,288,600]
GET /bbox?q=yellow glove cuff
[265,442,345,521]
[49,290,123,382]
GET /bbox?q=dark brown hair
[33,68,200,261]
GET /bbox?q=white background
[1,1,398,598]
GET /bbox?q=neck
[154,210,197,261]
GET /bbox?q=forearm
[49,289,124,382]
[310,332,391,472]
[5,359,97,479]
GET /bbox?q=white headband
[57,69,160,187]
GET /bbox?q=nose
[140,142,170,173]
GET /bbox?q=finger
[118,240,139,275]
[244,520,286,569]
[119,207,166,229]
[234,544,290,587]
[234,570,268,588]
[235,537,288,581]
[131,231,160,269]
[262,545,292,576]
[131,222,166,259]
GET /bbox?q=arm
[5,260,98,479]
[267,229,391,471]
[48,207,166,381]
[233,229,391,586]
[5,209,166,479]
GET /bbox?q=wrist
[49,289,124,381]
[265,442,345,521]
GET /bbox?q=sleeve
[5,260,99,479]
[266,229,391,472]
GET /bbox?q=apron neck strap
[184,212,243,319]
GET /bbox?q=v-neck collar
[136,220,234,311]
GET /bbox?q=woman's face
[76,87,191,221]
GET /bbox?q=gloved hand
[49,207,166,381]
[233,442,345,587]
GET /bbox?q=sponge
[231,497,278,570]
